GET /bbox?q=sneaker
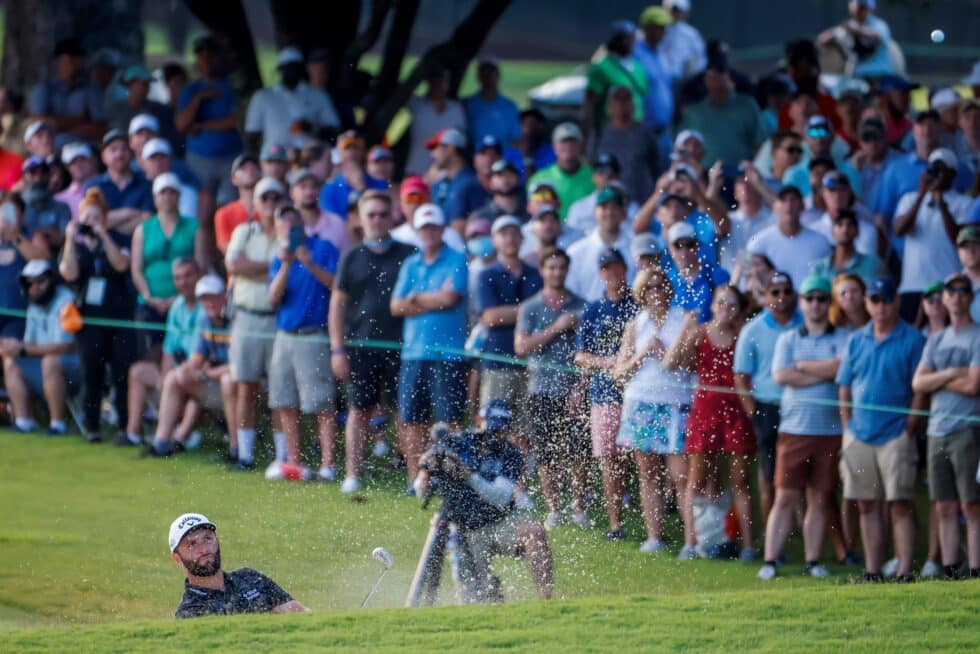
[639,538,666,554]
[317,466,336,482]
[113,433,141,447]
[806,563,830,578]
[340,476,362,494]
[839,552,863,567]
[739,547,758,562]
[677,545,699,561]
[184,430,203,450]
[569,510,592,530]
[605,527,625,541]
[404,485,417,498]
[513,491,535,510]
[757,563,777,580]
[920,560,941,579]
[942,564,963,580]
[860,571,885,583]
[882,557,899,578]
[234,459,256,471]
[895,573,917,584]
[371,440,390,458]
[543,511,563,531]
[46,425,67,437]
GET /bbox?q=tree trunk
[184,0,263,106]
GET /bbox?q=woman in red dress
[667,285,756,559]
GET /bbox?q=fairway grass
[1,431,978,651]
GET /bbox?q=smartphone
[77,223,94,237]
[287,225,304,253]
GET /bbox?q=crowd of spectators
[1,0,979,583]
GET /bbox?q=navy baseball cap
[868,277,898,302]
[478,135,502,153]
[480,398,512,431]
[598,247,627,269]
[593,152,621,174]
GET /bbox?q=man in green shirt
[527,123,595,221]
[583,20,648,144]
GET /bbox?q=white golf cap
[962,61,980,87]
[665,0,692,11]
[277,46,304,67]
[413,203,446,229]
[168,513,216,552]
[152,172,181,195]
[928,147,959,169]
[128,113,159,136]
[19,258,53,279]
[673,129,704,150]
[23,120,51,143]
[552,121,583,143]
[141,137,172,160]
[194,274,226,298]
[667,221,698,245]
[254,176,285,198]
[930,87,961,112]
[61,141,93,165]
[491,214,523,234]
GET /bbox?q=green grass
[1,430,978,651]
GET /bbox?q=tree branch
[342,0,395,87]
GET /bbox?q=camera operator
[414,399,553,602]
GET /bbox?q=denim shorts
[397,359,467,425]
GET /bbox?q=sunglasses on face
[364,210,390,219]
[924,293,942,304]
[25,278,47,287]
[672,240,698,250]
[944,286,972,297]
[782,146,803,155]
[867,294,894,304]
[802,294,829,304]
[769,288,793,297]
[259,193,282,203]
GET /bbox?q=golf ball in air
[930,29,945,44]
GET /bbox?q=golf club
[360,547,393,608]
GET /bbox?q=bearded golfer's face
[176,527,221,576]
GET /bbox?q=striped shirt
[772,325,849,436]
[191,315,230,366]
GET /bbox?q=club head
[372,546,393,569]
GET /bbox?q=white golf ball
[930,29,945,44]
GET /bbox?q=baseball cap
[665,0,691,11]
[465,218,492,238]
[23,120,51,143]
[923,280,944,297]
[854,0,876,7]
[930,87,961,112]
[491,215,523,235]
[593,152,621,174]
[957,225,980,246]
[631,233,664,260]
[552,122,583,143]
[254,177,285,199]
[195,274,226,298]
[425,127,467,150]
[928,147,958,170]
[490,159,520,176]
[639,5,672,26]
[22,156,49,173]
[477,134,502,153]
[657,192,689,208]
[776,184,803,200]
[821,171,850,190]
[477,54,501,69]
[859,116,886,140]
[231,153,258,172]
[152,172,181,195]
[766,271,794,290]
[806,115,832,136]
[529,181,558,200]
[673,129,704,152]
[532,204,559,221]
[337,132,365,150]
[287,167,317,186]
[914,109,941,124]
[141,138,172,160]
[944,272,973,290]
[61,142,93,165]
[19,259,53,280]
[413,203,446,229]
[168,513,216,553]
[667,221,697,245]
[260,142,288,162]
[609,20,637,41]
[879,75,915,93]
[122,64,153,84]
[101,129,127,148]
[128,113,159,136]
[799,274,831,296]
[598,247,627,269]
[596,185,626,207]
[671,164,699,181]
[400,176,430,200]
[480,398,512,431]
[277,47,304,67]
[368,146,392,162]
[868,277,898,302]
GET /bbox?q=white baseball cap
[665,0,692,11]
[168,513,216,552]
[667,221,698,245]
[128,113,159,136]
[254,176,285,199]
[928,147,959,169]
[23,120,51,143]
[491,215,523,235]
[141,137,172,160]
[552,122,583,143]
[277,47,304,67]
[413,203,446,229]
[152,172,181,195]
[61,141,93,165]
[194,274,226,298]
[673,129,704,150]
[19,259,53,280]
[930,87,961,112]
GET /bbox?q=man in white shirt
[747,185,831,289]
[894,148,976,321]
[805,170,879,256]
[567,186,635,302]
[721,174,775,273]
[659,0,707,79]
[141,138,198,220]
[244,48,340,152]
[566,155,639,236]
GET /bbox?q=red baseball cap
[425,127,467,150]
[399,175,430,200]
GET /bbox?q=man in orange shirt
[214,154,259,252]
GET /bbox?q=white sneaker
[372,440,390,458]
[757,563,777,580]
[318,466,336,482]
[807,563,830,578]
[639,538,665,553]
[920,559,941,579]
[340,476,362,493]
[677,545,699,561]
[544,511,563,531]
[514,490,535,510]
[569,510,592,530]
[882,557,900,578]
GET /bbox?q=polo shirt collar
[799,323,836,337]
[762,309,802,329]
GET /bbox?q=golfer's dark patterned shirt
[175,567,292,618]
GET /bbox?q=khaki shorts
[229,310,275,383]
[479,368,529,432]
[199,378,225,412]
[840,429,918,501]
[268,331,336,414]
[928,428,980,503]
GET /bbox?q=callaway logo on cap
[168,513,216,552]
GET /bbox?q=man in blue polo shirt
[320,131,387,217]
[836,277,927,583]
[428,128,477,228]
[267,205,340,481]
[663,222,729,323]
[464,57,521,147]
[85,129,154,234]
[734,270,803,526]
[391,203,469,492]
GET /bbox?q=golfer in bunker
[169,513,307,617]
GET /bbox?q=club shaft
[360,568,389,608]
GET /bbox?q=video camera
[418,423,476,507]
